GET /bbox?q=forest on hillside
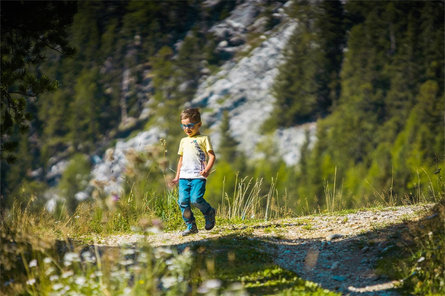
[269,0,444,211]
[1,0,443,214]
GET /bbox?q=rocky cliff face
[51,0,316,202]
[191,20,316,165]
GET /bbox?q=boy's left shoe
[182,223,198,236]
[205,207,216,230]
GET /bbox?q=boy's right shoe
[205,208,216,230]
[182,223,198,236]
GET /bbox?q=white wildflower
[62,285,70,293]
[81,251,95,263]
[165,259,174,266]
[138,252,148,263]
[75,276,86,286]
[205,279,222,289]
[50,275,59,282]
[154,247,173,259]
[197,279,222,294]
[122,248,136,256]
[62,270,74,278]
[29,259,37,268]
[52,283,64,291]
[26,278,36,285]
[161,276,176,289]
[75,192,88,201]
[45,267,56,276]
[44,257,52,264]
[167,252,193,272]
[64,252,80,266]
[145,226,162,234]
[110,270,123,279]
[120,259,134,266]
[228,282,245,291]
[123,271,131,280]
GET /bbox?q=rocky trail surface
[94,204,433,295]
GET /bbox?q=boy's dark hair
[180,108,201,123]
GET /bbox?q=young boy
[171,108,216,236]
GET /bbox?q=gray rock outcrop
[192,20,315,165]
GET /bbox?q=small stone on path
[326,233,344,241]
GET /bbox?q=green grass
[376,199,445,295]
[302,224,313,231]
[264,225,286,239]
[2,195,444,295]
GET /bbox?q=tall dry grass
[218,173,290,221]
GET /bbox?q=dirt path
[95,204,432,295]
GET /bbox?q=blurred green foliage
[57,154,91,213]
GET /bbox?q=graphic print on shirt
[178,135,212,179]
[193,140,206,172]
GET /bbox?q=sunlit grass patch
[302,224,313,231]
[188,236,339,295]
[263,225,286,239]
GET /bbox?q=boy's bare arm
[200,150,216,178]
[171,156,183,185]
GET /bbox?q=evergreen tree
[70,1,101,68]
[1,1,75,163]
[152,46,175,102]
[68,69,101,152]
[315,0,345,111]
[174,30,205,102]
[39,89,71,165]
[57,153,91,213]
[5,133,32,200]
[269,0,345,128]
[1,1,76,202]
[270,3,318,127]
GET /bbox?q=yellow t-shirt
[178,134,213,179]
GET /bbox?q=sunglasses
[180,122,200,129]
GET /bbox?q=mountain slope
[79,1,311,199]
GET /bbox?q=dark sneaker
[205,208,216,230]
[182,224,198,236]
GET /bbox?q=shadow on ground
[148,207,441,296]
